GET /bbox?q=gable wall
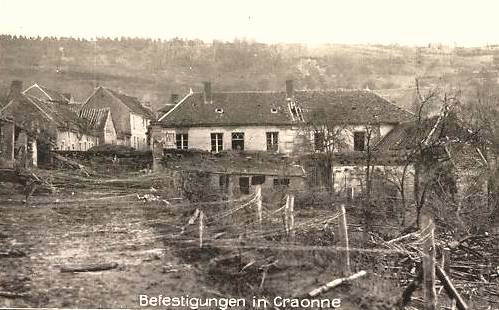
[103,112,117,144]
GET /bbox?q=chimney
[203,81,212,104]
[7,80,23,100]
[170,93,179,104]
[285,79,294,99]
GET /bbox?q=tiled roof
[296,90,414,125]
[79,108,110,131]
[158,89,413,127]
[159,91,295,127]
[105,88,155,119]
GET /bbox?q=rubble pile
[446,234,499,302]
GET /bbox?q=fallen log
[436,265,468,310]
[60,262,118,273]
[387,231,419,244]
[0,249,26,258]
[308,270,367,297]
[53,153,92,177]
[0,291,30,299]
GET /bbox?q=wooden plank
[0,291,30,299]
[60,262,118,273]
[308,270,366,297]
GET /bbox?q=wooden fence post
[284,195,290,235]
[442,247,451,274]
[337,204,351,276]
[256,185,263,230]
[423,218,437,310]
[199,210,204,248]
[289,194,295,241]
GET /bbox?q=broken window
[353,131,366,151]
[314,131,325,152]
[266,132,279,151]
[273,178,290,187]
[211,133,223,152]
[251,175,266,185]
[231,132,244,151]
[239,177,250,194]
[176,133,188,150]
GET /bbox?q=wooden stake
[256,185,263,230]
[199,210,204,248]
[337,204,351,276]
[442,247,451,274]
[423,218,437,310]
[284,195,290,235]
[289,194,295,241]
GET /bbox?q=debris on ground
[60,262,119,273]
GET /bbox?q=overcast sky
[0,0,497,46]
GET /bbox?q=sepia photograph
[0,0,498,309]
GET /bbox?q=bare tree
[302,108,348,193]
[377,80,468,229]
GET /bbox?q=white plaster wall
[56,130,99,151]
[311,124,395,152]
[103,114,117,144]
[130,112,150,150]
[151,125,299,154]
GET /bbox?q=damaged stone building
[0,81,122,167]
[149,80,415,198]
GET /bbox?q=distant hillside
[1,35,498,112]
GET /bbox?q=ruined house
[23,83,76,105]
[83,87,155,150]
[376,112,492,205]
[161,149,306,199]
[0,116,15,168]
[0,81,101,166]
[150,80,413,196]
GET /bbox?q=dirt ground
[0,186,401,309]
[0,190,207,309]
[0,178,496,309]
